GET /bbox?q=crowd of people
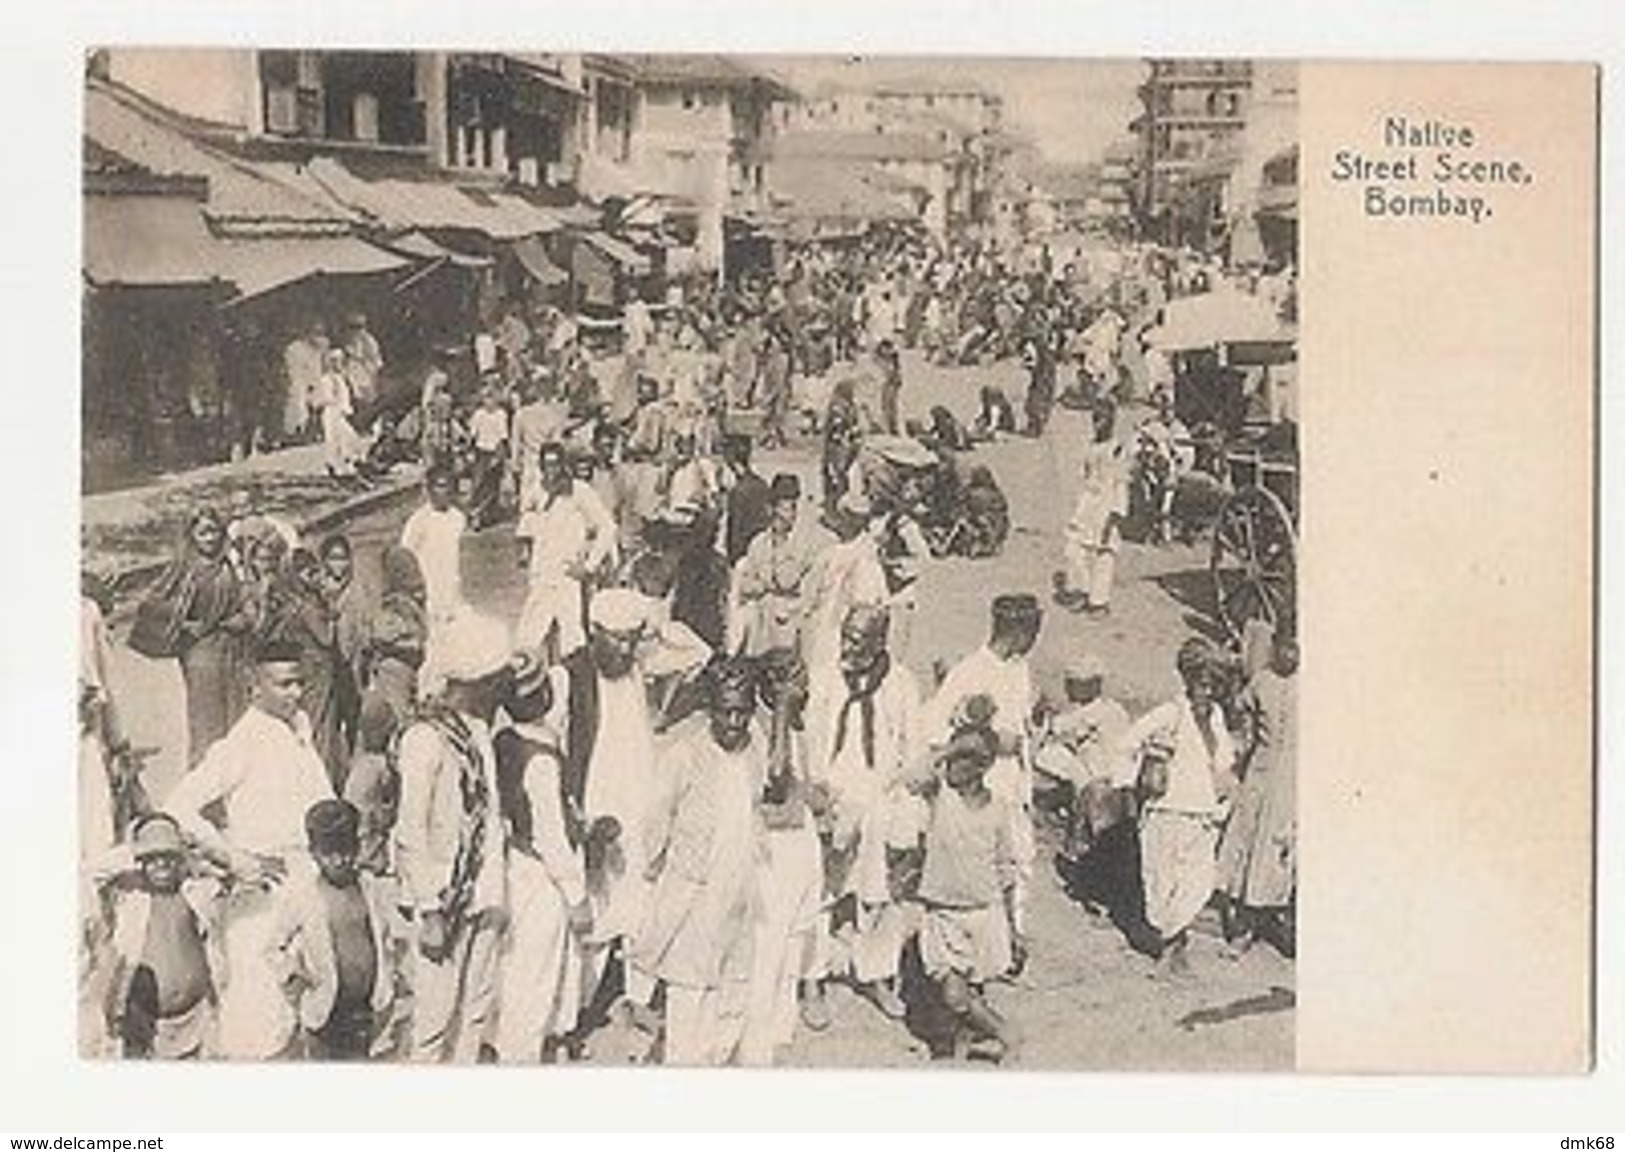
[78,229,1299,1068]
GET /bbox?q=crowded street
[79,52,1298,1072]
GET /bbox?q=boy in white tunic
[1056,401,1130,614]
[923,594,1043,956]
[913,723,1020,1062]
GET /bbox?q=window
[682,90,699,110]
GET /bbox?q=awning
[83,193,222,288]
[213,235,410,303]
[1146,289,1293,352]
[581,230,652,275]
[459,187,564,239]
[511,236,569,286]
[86,79,355,238]
[383,229,493,268]
[306,157,561,240]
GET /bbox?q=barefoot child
[267,799,397,1060]
[99,814,218,1059]
[913,720,1022,1063]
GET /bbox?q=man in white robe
[636,658,763,1065]
[493,657,590,1062]
[804,604,921,1021]
[1119,638,1238,973]
[392,613,513,1062]
[561,588,711,1028]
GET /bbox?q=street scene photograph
[78,49,1300,1071]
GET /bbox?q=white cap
[590,587,650,633]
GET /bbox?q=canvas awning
[1146,289,1294,352]
[86,79,355,238]
[460,187,565,239]
[511,236,569,286]
[383,229,493,268]
[306,157,562,240]
[213,235,410,303]
[83,193,222,288]
[580,230,652,274]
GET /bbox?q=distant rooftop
[773,129,954,164]
[626,54,798,100]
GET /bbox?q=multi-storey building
[1130,59,1253,244]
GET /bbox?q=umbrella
[1145,289,1291,352]
[863,435,939,469]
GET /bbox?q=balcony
[1146,59,1253,85]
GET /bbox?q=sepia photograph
[74,47,1302,1071]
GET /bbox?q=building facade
[1130,58,1253,245]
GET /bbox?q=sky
[753,55,1147,166]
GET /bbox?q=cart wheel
[1209,484,1296,642]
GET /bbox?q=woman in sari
[282,547,348,791]
[320,534,370,760]
[166,509,253,765]
[362,545,428,730]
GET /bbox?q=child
[267,799,397,1061]
[99,813,218,1060]
[913,721,1022,1063]
[466,384,511,531]
[1033,654,1132,861]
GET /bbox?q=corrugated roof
[627,54,797,100]
[84,77,355,237]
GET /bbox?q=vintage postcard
[74,50,1595,1077]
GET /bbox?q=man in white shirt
[399,465,470,684]
[392,612,514,1062]
[342,313,384,409]
[163,640,335,1060]
[281,321,327,445]
[624,296,654,360]
[515,442,618,663]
